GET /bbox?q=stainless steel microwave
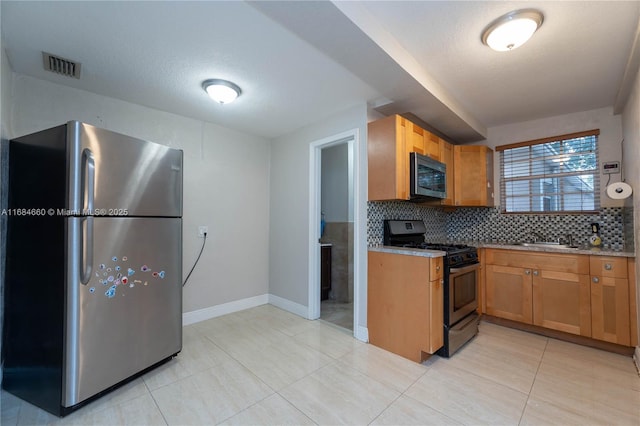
[410,152,446,200]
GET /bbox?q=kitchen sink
[510,242,580,249]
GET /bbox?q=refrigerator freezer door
[67,121,183,217]
[64,217,182,407]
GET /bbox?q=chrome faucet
[565,233,574,246]
[528,231,543,243]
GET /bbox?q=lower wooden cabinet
[484,249,635,346]
[532,270,591,337]
[590,256,631,346]
[485,264,532,323]
[368,251,444,362]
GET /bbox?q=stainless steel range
[383,220,480,357]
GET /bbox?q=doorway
[308,129,361,336]
[319,142,353,330]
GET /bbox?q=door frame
[308,128,366,341]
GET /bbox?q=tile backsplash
[368,201,631,251]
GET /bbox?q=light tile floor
[2,304,639,425]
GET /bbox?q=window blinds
[497,130,600,213]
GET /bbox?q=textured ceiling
[2,1,639,142]
[349,1,640,127]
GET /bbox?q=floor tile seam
[316,318,355,336]
[212,392,290,426]
[518,337,549,426]
[518,395,597,424]
[290,332,359,361]
[524,392,640,424]
[430,360,531,399]
[206,329,338,384]
[398,392,463,425]
[62,389,159,426]
[328,356,423,398]
[329,355,420,395]
[129,389,170,426]
[142,377,169,426]
[534,358,640,392]
[273,390,320,426]
[148,359,281,425]
[142,346,243,394]
[365,390,405,425]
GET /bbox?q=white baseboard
[634,346,640,375]
[355,325,369,343]
[182,294,269,326]
[268,294,310,319]
[183,294,367,344]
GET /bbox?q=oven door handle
[449,263,480,275]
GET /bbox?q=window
[497,129,599,213]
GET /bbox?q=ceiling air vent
[42,52,81,79]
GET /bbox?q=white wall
[7,74,271,314]
[321,143,349,223]
[485,107,624,208]
[269,104,367,324]
[621,66,640,348]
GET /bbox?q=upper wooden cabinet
[439,140,455,206]
[368,115,493,205]
[407,121,426,156]
[453,145,494,207]
[368,115,411,201]
[368,115,444,201]
[424,132,441,161]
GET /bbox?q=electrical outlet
[198,226,208,238]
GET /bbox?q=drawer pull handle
[604,263,612,271]
[436,266,441,271]
[593,277,600,283]
[525,270,531,275]
[533,270,539,276]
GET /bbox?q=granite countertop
[368,245,446,258]
[474,242,634,257]
[369,242,634,258]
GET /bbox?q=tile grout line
[143,373,170,426]
[363,356,431,425]
[517,337,549,425]
[374,362,462,425]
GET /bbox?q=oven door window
[453,271,477,311]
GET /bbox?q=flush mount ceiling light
[481,9,544,51]
[202,79,241,104]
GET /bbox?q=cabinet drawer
[430,257,444,280]
[486,249,589,274]
[590,256,627,278]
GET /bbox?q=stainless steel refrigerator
[3,121,183,416]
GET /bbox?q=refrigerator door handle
[80,217,93,285]
[79,148,95,285]
[82,148,95,213]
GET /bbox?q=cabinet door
[368,252,431,362]
[532,270,591,336]
[424,132,441,161]
[485,264,532,323]
[453,145,493,207]
[591,276,630,345]
[439,140,454,206]
[428,278,444,353]
[406,121,426,155]
[367,115,409,200]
